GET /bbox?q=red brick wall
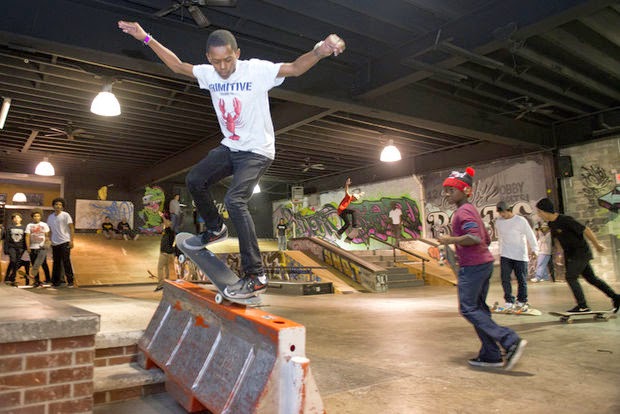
[0,336,95,414]
[94,345,138,367]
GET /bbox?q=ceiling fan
[497,96,554,120]
[154,0,237,28]
[301,157,325,173]
[43,122,94,140]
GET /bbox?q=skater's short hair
[31,208,43,217]
[11,212,22,219]
[207,29,238,52]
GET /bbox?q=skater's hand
[314,34,346,58]
[594,243,606,253]
[118,21,148,42]
[438,235,453,245]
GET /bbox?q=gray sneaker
[183,224,228,250]
[224,274,268,299]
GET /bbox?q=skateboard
[423,239,459,276]
[175,232,262,307]
[342,226,361,243]
[491,302,542,316]
[549,310,617,323]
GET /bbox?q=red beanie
[442,167,475,195]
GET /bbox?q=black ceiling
[0,0,619,191]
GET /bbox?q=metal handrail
[368,235,428,278]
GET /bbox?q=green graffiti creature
[138,186,165,233]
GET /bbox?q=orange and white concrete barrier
[139,280,325,413]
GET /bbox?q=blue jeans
[186,145,272,275]
[458,261,520,360]
[534,254,551,281]
[500,256,528,303]
[170,213,180,233]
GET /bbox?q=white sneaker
[504,302,514,310]
[530,278,539,283]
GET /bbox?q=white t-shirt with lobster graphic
[193,59,284,160]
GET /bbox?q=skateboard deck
[491,302,542,316]
[549,310,616,323]
[175,232,262,306]
[343,227,361,242]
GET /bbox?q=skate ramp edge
[138,280,325,414]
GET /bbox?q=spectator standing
[47,197,76,288]
[25,208,51,287]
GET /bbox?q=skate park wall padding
[138,280,324,413]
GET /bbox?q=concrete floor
[37,278,620,414]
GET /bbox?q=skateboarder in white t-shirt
[118,20,345,299]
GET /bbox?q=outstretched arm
[278,34,346,78]
[118,21,195,78]
[344,177,351,195]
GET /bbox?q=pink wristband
[143,34,151,45]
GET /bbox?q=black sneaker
[612,294,620,314]
[468,357,503,368]
[566,305,591,313]
[504,339,527,371]
[183,224,228,250]
[154,286,163,292]
[224,274,268,299]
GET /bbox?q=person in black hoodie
[4,213,26,286]
[536,197,620,313]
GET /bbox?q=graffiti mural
[74,199,134,230]
[580,165,613,208]
[138,186,165,234]
[273,196,423,246]
[422,159,547,241]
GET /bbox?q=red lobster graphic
[219,98,242,140]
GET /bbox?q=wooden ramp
[284,250,360,294]
[400,240,458,286]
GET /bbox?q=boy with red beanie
[438,167,527,370]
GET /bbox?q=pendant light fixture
[91,80,121,116]
[380,139,402,162]
[35,157,55,176]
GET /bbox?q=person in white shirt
[388,202,403,244]
[47,197,76,287]
[25,208,51,287]
[495,201,538,310]
[118,21,345,299]
[531,223,552,283]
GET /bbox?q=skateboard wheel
[178,254,186,264]
[215,293,223,304]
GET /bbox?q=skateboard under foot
[175,232,262,307]
[548,310,616,323]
